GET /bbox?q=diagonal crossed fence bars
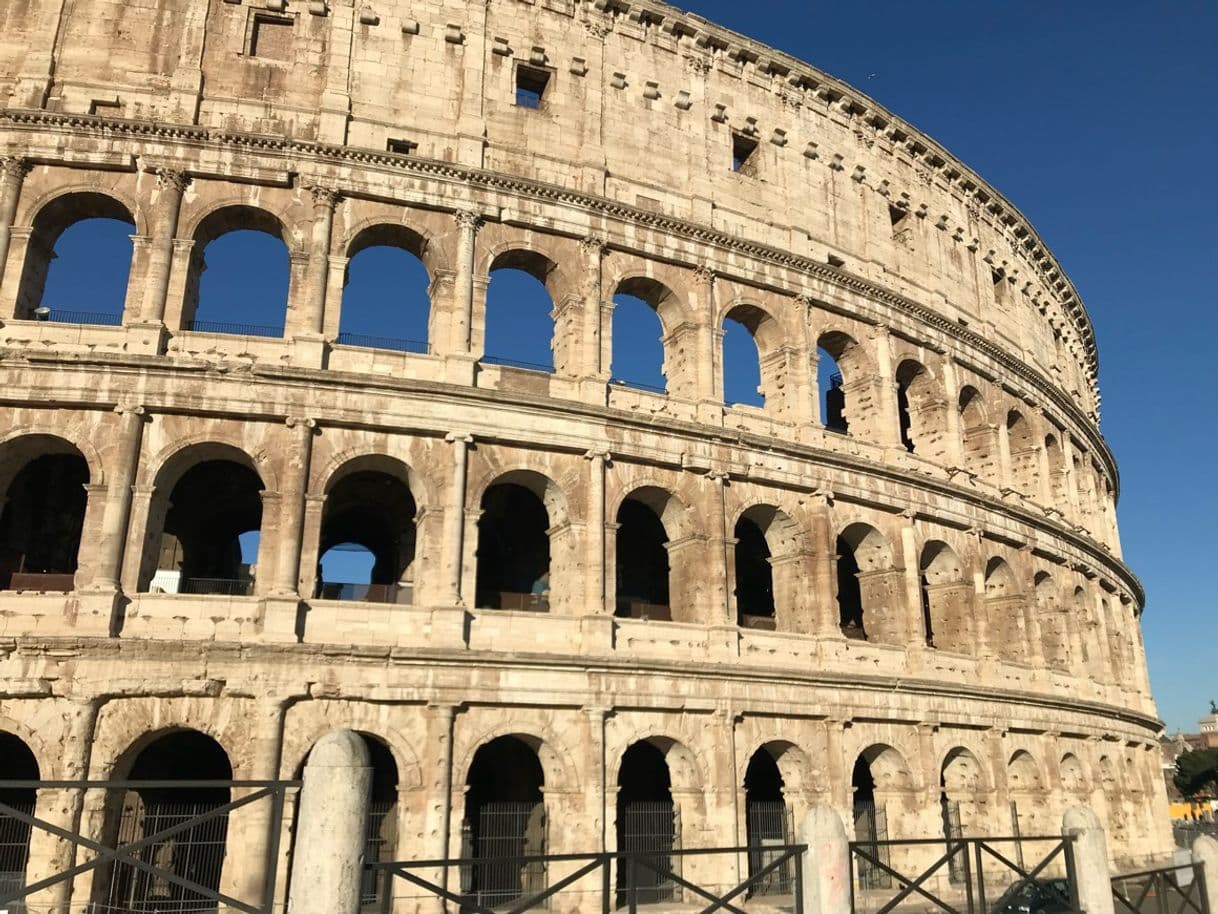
[0,779,298,914]
[850,835,1080,914]
[1113,862,1210,914]
[372,844,807,914]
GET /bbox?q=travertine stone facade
[0,0,1169,900]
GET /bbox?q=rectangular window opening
[515,65,550,109]
[732,132,759,175]
[889,204,909,228]
[250,13,293,60]
[386,138,417,155]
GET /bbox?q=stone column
[443,433,473,605]
[871,325,902,447]
[940,359,965,467]
[899,517,925,644]
[303,186,340,335]
[137,168,190,326]
[584,450,609,613]
[272,418,316,595]
[89,404,148,591]
[420,704,456,914]
[1063,807,1115,914]
[451,210,481,354]
[706,471,732,626]
[287,730,371,914]
[580,237,609,386]
[0,155,32,297]
[799,806,851,914]
[967,529,994,659]
[692,267,721,421]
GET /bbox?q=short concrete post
[799,804,851,914]
[1063,806,1115,914]
[287,730,372,914]
[1192,835,1218,913]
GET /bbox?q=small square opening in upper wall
[249,13,294,61]
[515,65,551,109]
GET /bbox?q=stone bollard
[799,805,851,914]
[1192,835,1218,911]
[1063,806,1115,914]
[287,730,372,914]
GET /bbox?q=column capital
[114,402,148,418]
[583,448,611,463]
[794,292,815,309]
[155,167,192,194]
[692,264,716,288]
[453,209,484,231]
[286,416,318,430]
[445,431,474,445]
[1,156,33,181]
[306,184,342,209]
[580,235,608,258]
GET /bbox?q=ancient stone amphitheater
[0,0,1171,908]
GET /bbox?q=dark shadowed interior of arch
[151,460,263,594]
[895,362,923,453]
[0,731,39,885]
[464,736,545,906]
[483,267,554,372]
[850,755,891,866]
[920,574,934,647]
[39,218,135,324]
[616,741,676,906]
[744,749,792,893]
[817,347,847,433]
[189,222,290,336]
[100,731,232,913]
[722,316,763,407]
[318,471,417,603]
[734,517,775,625]
[615,498,670,619]
[475,483,550,610]
[359,734,400,905]
[836,535,865,637]
[0,453,89,588]
[340,239,430,352]
[610,293,666,392]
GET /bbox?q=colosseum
[0,0,1172,909]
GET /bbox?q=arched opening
[1006,410,1039,495]
[722,307,764,408]
[984,558,1025,661]
[16,192,135,324]
[919,541,972,653]
[610,289,667,394]
[1035,572,1069,672]
[895,362,920,452]
[475,482,551,611]
[100,730,232,914]
[744,749,791,895]
[734,516,774,629]
[0,731,39,898]
[359,735,400,910]
[317,466,417,604]
[142,456,264,595]
[483,252,556,372]
[463,736,546,908]
[895,360,945,456]
[339,226,431,353]
[1007,751,1046,840]
[959,387,996,482]
[616,741,676,907]
[1060,754,1087,798]
[1044,434,1067,509]
[851,754,889,889]
[836,524,895,642]
[615,496,671,621]
[816,335,852,434]
[0,443,90,592]
[940,748,986,848]
[185,207,290,337]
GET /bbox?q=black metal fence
[178,577,254,596]
[44,308,124,326]
[1113,861,1209,914]
[336,331,428,354]
[184,319,284,338]
[849,834,1079,914]
[0,780,297,914]
[371,844,806,914]
[746,800,794,896]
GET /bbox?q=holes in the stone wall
[386,138,417,155]
[515,64,551,109]
[249,13,294,61]
[732,132,759,176]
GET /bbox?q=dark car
[992,878,1075,914]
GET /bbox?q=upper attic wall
[0,0,1100,420]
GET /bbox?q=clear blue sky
[38,1,1215,732]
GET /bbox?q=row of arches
[3,190,1111,525]
[0,724,1152,911]
[0,432,1140,682]
[0,434,1139,682]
